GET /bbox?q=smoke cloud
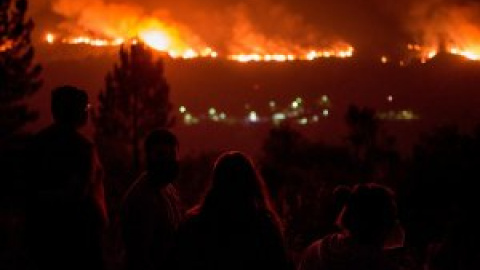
[30,0,480,56]
[407,0,480,50]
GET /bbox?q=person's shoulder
[179,207,202,229]
[304,239,323,257]
[71,131,93,148]
[298,239,323,270]
[33,125,56,141]
[122,174,149,203]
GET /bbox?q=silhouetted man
[121,129,183,270]
[25,85,107,270]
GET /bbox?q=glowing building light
[381,56,388,64]
[273,113,286,125]
[209,108,216,116]
[321,95,329,103]
[387,95,393,102]
[323,109,329,117]
[184,113,193,125]
[312,115,320,122]
[219,113,226,120]
[291,101,299,109]
[299,118,308,125]
[249,111,259,122]
[179,106,186,113]
[269,101,276,108]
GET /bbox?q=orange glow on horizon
[44,31,354,62]
[139,30,171,51]
[46,33,55,44]
[408,43,480,62]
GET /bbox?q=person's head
[337,183,399,246]
[202,151,276,215]
[51,85,90,128]
[144,129,179,185]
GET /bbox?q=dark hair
[337,183,398,244]
[144,128,178,151]
[51,85,89,125]
[198,151,282,231]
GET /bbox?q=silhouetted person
[298,183,405,270]
[172,151,290,270]
[120,129,183,270]
[324,185,352,234]
[25,85,107,270]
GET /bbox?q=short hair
[51,85,88,124]
[338,183,397,242]
[144,128,178,152]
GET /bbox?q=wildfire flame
[229,46,354,62]
[408,43,480,62]
[44,31,354,62]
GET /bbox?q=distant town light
[321,95,329,103]
[209,107,216,115]
[219,113,226,120]
[381,56,388,64]
[269,101,276,108]
[179,106,186,113]
[312,115,320,122]
[387,95,393,102]
[299,118,308,125]
[292,101,299,109]
[249,111,258,122]
[184,113,193,124]
[273,113,286,121]
[323,109,329,117]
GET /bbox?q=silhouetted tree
[345,105,400,183]
[345,105,379,163]
[0,0,42,143]
[94,42,173,178]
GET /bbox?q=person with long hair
[171,151,290,270]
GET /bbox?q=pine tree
[94,42,174,175]
[0,0,42,142]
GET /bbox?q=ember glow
[407,2,480,62]
[44,32,353,61]
[229,46,354,62]
[408,43,480,61]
